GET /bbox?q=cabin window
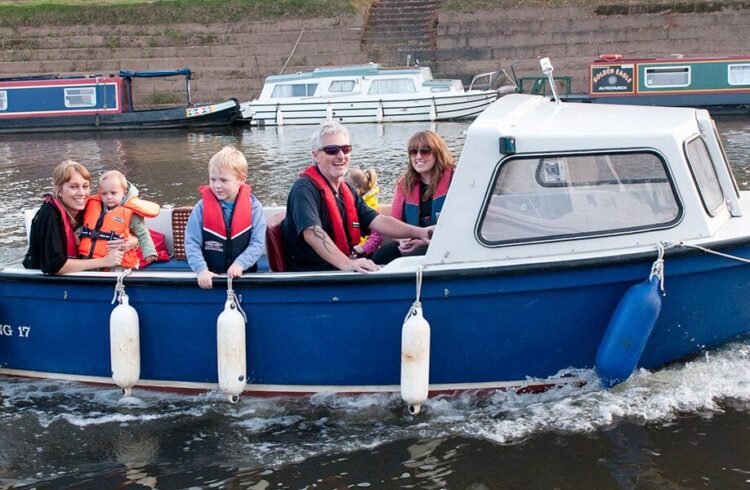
[728,64,750,85]
[478,151,681,245]
[64,87,96,108]
[329,80,355,93]
[368,79,416,95]
[644,66,690,88]
[271,83,318,98]
[0,91,6,111]
[684,137,725,216]
[429,86,451,93]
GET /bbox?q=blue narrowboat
[0,68,239,133]
[572,54,750,113]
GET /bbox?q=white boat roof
[266,63,432,83]
[405,94,745,270]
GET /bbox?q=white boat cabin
[256,63,467,101]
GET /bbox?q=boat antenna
[539,57,561,104]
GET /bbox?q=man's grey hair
[311,120,349,151]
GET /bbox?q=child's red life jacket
[199,184,254,273]
[78,196,160,269]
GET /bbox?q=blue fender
[595,276,663,388]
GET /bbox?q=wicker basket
[171,206,193,260]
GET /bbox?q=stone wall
[431,5,750,92]
[0,15,367,106]
[1,4,749,104]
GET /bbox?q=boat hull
[2,243,749,396]
[240,91,500,126]
[0,100,240,134]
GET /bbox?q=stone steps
[363,0,439,51]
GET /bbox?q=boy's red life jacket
[200,184,253,273]
[78,196,160,268]
[301,165,361,255]
[402,167,454,227]
[44,193,78,258]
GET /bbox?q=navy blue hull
[0,103,239,134]
[1,242,749,394]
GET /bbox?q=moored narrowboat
[567,54,750,113]
[0,68,239,133]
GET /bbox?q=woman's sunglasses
[409,147,433,157]
[319,144,353,155]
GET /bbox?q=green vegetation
[0,0,362,27]
[147,91,182,105]
[442,0,750,12]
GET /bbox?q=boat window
[728,64,750,85]
[478,151,681,245]
[368,79,416,95]
[0,91,6,111]
[429,86,452,93]
[329,80,355,93]
[64,87,96,108]
[684,137,725,216]
[644,66,690,88]
[712,123,740,198]
[271,83,318,98]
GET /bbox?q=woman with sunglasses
[24,160,127,274]
[372,130,456,265]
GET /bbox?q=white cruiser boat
[239,63,514,125]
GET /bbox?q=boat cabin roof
[414,94,743,270]
[265,63,432,84]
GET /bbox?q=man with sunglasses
[282,121,433,272]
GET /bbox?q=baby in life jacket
[78,170,160,269]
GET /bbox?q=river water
[1,119,750,488]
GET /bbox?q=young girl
[347,167,383,257]
[78,170,160,269]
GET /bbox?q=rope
[226,276,247,323]
[405,266,425,321]
[111,268,132,304]
[665,240,750,265]
[649,242,666,295]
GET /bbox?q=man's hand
[398,238,426,254]
[197,270,217,289]
[344,257,380,273]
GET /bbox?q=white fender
[376,101,384,123]
[217,297,247,402]
[429,98,437,121]
[276,106,284,126]
[400,303,430,415]
[110,294,140,397]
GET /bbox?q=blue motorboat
[2,93,749,407]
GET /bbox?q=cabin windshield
[684,137,725,216]
[271,83,318,98]
[368,79,416,95]
[478,151,681,245]
[329,80,356,93]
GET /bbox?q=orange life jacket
[78,196,160,268]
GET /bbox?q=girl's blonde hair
[400,130,455,200]
[98,170,128,192]
[52,160,91,192]
[209,145,248,179]
[346,167,378,196]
